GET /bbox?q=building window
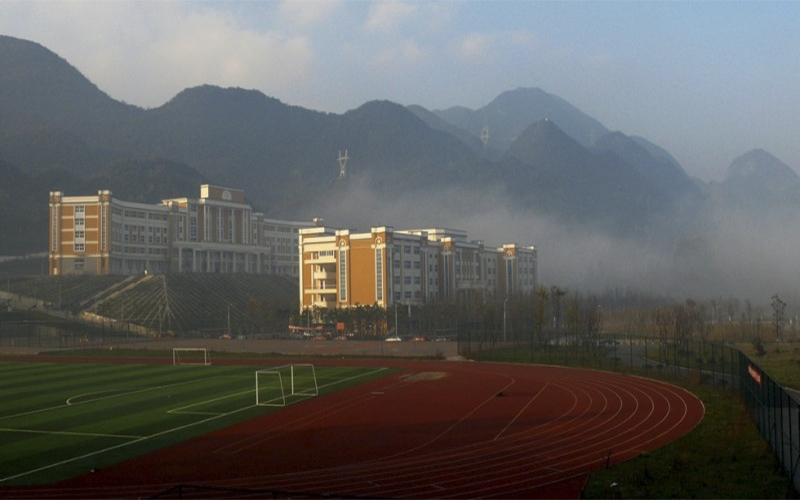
[338,250,347,302]
[190,216,197,242]
[100,205,107,251]
[375,248,383,301]
[51,207,58,251]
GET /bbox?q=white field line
[319,367,389,389]
[0,427,142,439]
[168,389,255,416]
[0,366,390,484]
[0,404,258,484]
[0,377,225,422]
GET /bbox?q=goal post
[255,370,286,407]
[255,364,318,406]
[288,364,319,397]
[172,347,210,366]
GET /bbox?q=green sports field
[0,359,389,486]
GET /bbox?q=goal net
[172,347,211,366]
[255,364,318,407]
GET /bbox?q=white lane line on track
[214,367,390,454]
[260,376,670,498]
[492,382,550,441]
[250,376,698,500]
[24,367,699,500]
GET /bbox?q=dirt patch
[400,371,447,381]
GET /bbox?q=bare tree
[584,294,602,342]
[565,292,581,341]
[533,285,548,345]
[772,294,786,343]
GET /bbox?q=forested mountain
[2,34,799,300]
[502,119,669,232]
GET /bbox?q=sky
[1,0,799,182]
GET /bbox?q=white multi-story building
[49,185,314,276]
[298,225,537,311]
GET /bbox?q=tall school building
[299,225,537,311]
[48,185,315,276]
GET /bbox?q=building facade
[49,185,314,276]
[299,225,537,312]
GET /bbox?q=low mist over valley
[2,35,799,307]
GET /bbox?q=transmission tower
[338,150,349,179]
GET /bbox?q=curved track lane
[1,360,704,499]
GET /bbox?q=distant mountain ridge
[2,34,800,300]
[434,87,610,153]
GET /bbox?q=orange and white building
[48,185,314,276]
[299,225,537,311]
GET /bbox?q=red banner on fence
[748,363,763,387]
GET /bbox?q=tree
[771,294,786,342]
[533,286,548,345]
[584,294,602,341]
[565,292,581,341]
[550,286,566,331]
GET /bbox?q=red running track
[2,359,704,499]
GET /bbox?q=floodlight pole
[503,298,508,343]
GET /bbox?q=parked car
[384,336,402,342]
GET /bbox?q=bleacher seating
[5,273,298,337]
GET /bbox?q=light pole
[503,298,508,343]
[122,299,126,341]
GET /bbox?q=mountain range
[2,34,799,301]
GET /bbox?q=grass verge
[583,383,793,499]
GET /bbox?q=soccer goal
[172,347,211,366]
[255,364,318,407]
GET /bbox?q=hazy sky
[2,0,798,182]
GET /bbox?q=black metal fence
[459,331,800,493]
[740,354,800,491]
[0,318,154,350]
